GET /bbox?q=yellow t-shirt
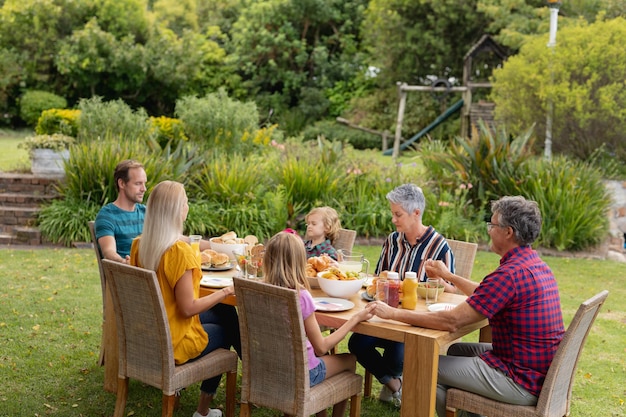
[130,238,208,364]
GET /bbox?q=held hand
[370,301,395,320]
[356,302,376,321]
[424,259,448,278]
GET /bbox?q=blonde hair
[305,206,341,242]
[263,232,310,291]
[138,181,187,270]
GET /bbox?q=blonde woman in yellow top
[130,180,239,417]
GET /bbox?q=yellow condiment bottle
[402,271,419,310]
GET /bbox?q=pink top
[298,289,321,370]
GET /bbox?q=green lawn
[0,246,624,416]
[0,129,32,172]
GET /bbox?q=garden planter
[31,148,69,177]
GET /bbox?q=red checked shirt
[467,245,565,396]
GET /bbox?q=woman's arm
[174,270,233,317]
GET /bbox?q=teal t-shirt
[95,203,146,258]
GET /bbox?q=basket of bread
[306,254,335,288]
[209,231,260,260]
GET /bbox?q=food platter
[201,262,235,272]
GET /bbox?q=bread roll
[200,251,212,265]
[212,252,230,266]
[221,231,237,241]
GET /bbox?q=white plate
[200,277,234,288]
[361,292,375,302]
[201,262,235,272]
[313,297,355,312]
[427,303,457,312]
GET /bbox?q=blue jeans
[190,304,241,395]
[309,359,327,387]
[348,333,404,385]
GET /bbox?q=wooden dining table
[103,265,489,417]
[198,270,489,417]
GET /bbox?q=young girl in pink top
[263,232,374,417]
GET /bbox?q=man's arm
[372,300,485,332]
[425,259,480,296]
[98,235,129,263]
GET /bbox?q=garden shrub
[175,89,260,153]
[19,90,67,126]
[419,121,536,204]
[418,123,611,251]
[77,96,150,143]
[36,108,80,136]
[149,116,188,149]
[511,156,611,251]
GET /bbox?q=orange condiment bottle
[402,271,418,310]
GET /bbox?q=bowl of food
[317,268,366,299]
[209,236,247,261]
[415,282,445,299]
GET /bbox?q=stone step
[0,173,62,196]
[0,206,39,232]
[0,192,56,207]
[13,226,42,245]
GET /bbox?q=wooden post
[393,83,408,159]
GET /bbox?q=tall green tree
[229,0,368,128]
[491,17,626,160]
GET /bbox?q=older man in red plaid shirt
[371,196,565,417]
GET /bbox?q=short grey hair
[386,183,426,218]
[491,196,542,246]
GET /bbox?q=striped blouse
[375,226,455,281]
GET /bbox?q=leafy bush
[175,89,260,153]
[149,116,188,149]
[19,90,67,126]
[36,108,80,136]
[511,157,611,251]
[18,134,75,154]
[420,121,536,204]
[418,123,611,250]
[77,96,150,143]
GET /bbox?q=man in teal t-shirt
[95,160,147,263]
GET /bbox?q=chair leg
[162,394,176,417]
[225,370,237,417]
[445,406,458,417]
[364,371,373,398]
[349,393,361,417]
[113,378,129,417]
[240,402,251,417]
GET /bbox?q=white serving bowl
[209,237,248,261]
[317,273,366,299]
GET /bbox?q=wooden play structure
[337,35,508,157]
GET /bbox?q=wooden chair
[88,221,107,367]
[101,259,239,417]
[333,228,357,253]
[233,277,363,417]
[445,290,609,417]
[446,238,478,279]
